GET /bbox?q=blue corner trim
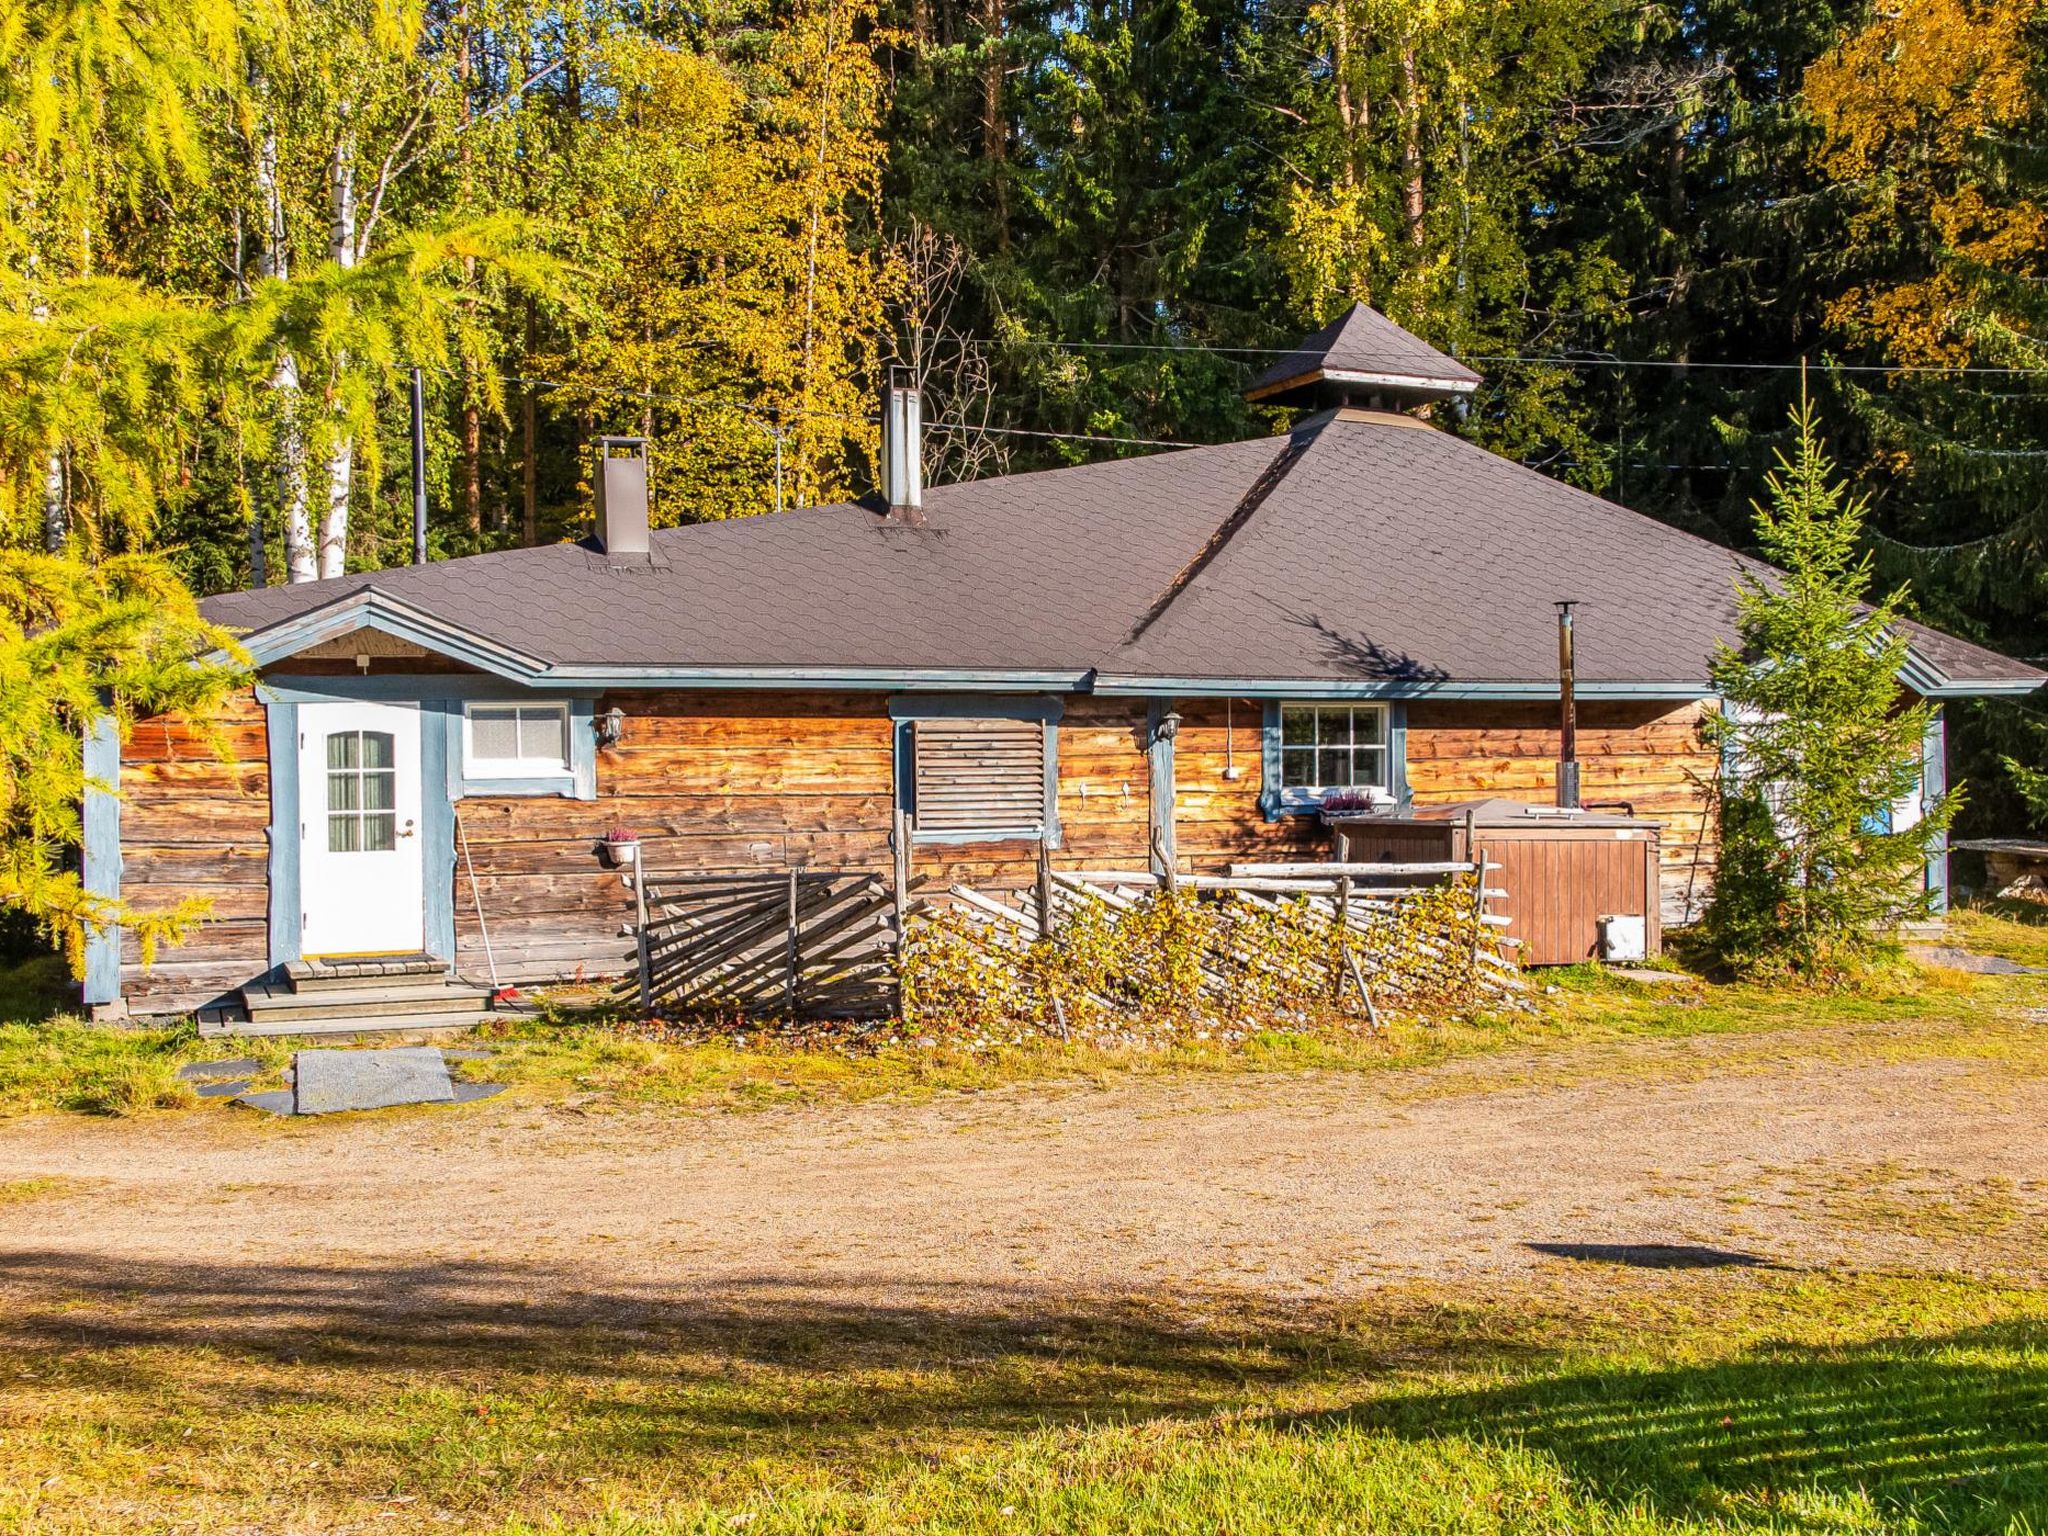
[423,700,457,963]
[1388,700,1410,807]
[263,695,302,970]
[1923,705,1949,914]
[1259,700,1282,821]
[81,711,122,1006]
[1147,699,1177,874]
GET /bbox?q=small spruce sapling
[1704,391,1956,981]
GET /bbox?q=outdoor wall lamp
[595,705,627,748]
[1154,710,1182,745]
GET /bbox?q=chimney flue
[594,436,650,556]
[880,368,924,524]
[1555,600,1580,810]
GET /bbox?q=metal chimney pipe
[880,367,924,524]
[594,436,650,556]
[1556,600,1581,810]
[410,365,428,565]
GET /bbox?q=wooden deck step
[286,955,446,993]
[242,976,495,1025]
[199,1010,493,1040]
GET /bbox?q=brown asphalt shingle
[204,410,2042,692]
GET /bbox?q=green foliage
[901,881,1502,1039]
[0,550,247,971]
[1705,395,1956,982]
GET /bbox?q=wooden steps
[202,958,496,1038]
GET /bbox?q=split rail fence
[621,849,1524,1022]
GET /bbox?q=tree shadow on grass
[1300,1322,2048,1534]
[5,1248,2045,1530]
[0,1247,1549,1470]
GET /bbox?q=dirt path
[4,1027,2046,1322]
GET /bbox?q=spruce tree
[1705,392,1956,982]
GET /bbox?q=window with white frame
[466,702,571,777]
[1279,703,1390,799]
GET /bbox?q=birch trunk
[1399,43,1426,249]
[318,131,357,580]
[42,443,66,552]
[255,112,317,584]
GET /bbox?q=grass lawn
[1,1260,2041,1534]
[2,901,2045,1121]
[1,908,2044,1532]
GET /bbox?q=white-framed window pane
[517,707,568,766]
[1277,705,1391,794]
[470,707,521,760]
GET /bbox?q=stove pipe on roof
[880,368,924,524]
[594,436,650,556]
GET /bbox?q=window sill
[911,825,1054,847]
[458,772,580,799]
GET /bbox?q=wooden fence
[621,850,1522,1024]
[623,869,904,1017]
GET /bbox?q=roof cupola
[1246,303,1481,412]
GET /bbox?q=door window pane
[325,730,398,854]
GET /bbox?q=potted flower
[599,827,641,867]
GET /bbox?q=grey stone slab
[1908,944,2048,976]
[441,1047,497,1061]
[194,1080,251,1099]
[450,1081,507,1103]
[1607,967,1694,986]
[178,1058,264,1082]
[292,1047,455,1115]
[235,1089,296,1115]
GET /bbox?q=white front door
[299,701,425,958]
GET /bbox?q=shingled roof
[207,406,2043,699]
[1245,304,1483,408]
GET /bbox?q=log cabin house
[82,307,2045,1024]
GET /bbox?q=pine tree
[1705,391,1956,982]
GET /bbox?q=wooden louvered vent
[913,717,1048,836]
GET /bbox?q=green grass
[1,1265,2040,1534]
[4,917,2044,1120]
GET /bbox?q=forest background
[3,0,2044,835]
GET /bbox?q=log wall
[1174,696,1718,925]
[112,684,1720,1013]
[117,686,272,1012]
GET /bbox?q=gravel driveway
[5,1023,2044,1325]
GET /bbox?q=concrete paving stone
[194,1080,251,1099]
[234,1090,296,1115]
[450,1081,507,1103]
[292,1047,455,1115]
[441,1047,497,1061]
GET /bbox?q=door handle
[398,819,416,839]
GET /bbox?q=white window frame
[1277,702,1392,810]
[464,701,573,779]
